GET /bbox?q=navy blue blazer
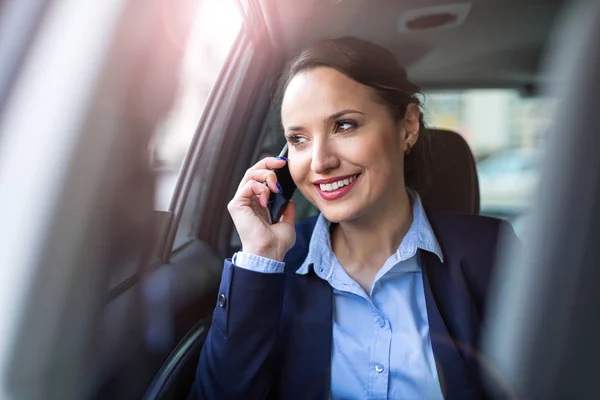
[194,210,516,399]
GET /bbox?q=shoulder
[426,209,513,249]
[426,209,519,273]
[426,209,519,297]
[427,208,505,231]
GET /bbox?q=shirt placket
[368,300,392,399]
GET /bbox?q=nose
[310,139,340,175]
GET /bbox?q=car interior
[0,0,598,399]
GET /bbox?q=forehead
[281,67,377,126]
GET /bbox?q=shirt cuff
[232,251,285,274]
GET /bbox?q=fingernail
[276,156,288,162]
[276,182,283,194]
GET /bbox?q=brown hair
[277,36,429,193]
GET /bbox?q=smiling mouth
[317,174,360,192]
[314,174,361,201]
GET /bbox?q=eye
[285,133,307,147]
[334,120,357,133]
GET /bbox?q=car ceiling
[262,0,566,90]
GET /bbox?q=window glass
[152,0,242,211]
[425,90,555,231]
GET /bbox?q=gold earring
[405,143,412,155]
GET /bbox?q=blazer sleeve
[194,258,285,400]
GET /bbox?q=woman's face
[281,67,420,223]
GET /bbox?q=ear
[402,103,421,150]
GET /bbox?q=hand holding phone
[227,145,297,261]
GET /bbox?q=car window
[425,90,554,233]
[151,0,242,212]
[107,0,242,289]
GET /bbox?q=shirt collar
[296,188,444,276]
[295,212,333,276]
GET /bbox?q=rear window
[425,89,554,233]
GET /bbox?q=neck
[331,186,413,269]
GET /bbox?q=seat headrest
[418,128,480,215]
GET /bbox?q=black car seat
[419,128,480,214]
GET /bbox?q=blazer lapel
[279,264,333,400]
[421,250,482,399]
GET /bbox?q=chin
[320,205,363,224]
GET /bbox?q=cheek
[288,152,320,204]
[288,153,311,184]
[346,132,391,166]
[356,131,403,179]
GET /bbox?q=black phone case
[267,161,296,224]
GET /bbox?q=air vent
[399,3,473,32]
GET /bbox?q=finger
[234,179,271,208]
[249,180,271,208]
[239,169,280,194]
[279,200,296,225]
[247,157,287,173]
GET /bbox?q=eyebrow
[285,109,365,132]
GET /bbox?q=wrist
[241,245,284,262]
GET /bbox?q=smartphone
[267,143,297,224]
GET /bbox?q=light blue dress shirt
[233,189,445,399]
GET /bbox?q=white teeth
[319,175,358,192]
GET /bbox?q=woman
[194,37,517,400]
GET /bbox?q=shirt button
[218,293,227,308]
[377,318,386,328]
[375,363,384,373]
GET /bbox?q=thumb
[280,200,296,225]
